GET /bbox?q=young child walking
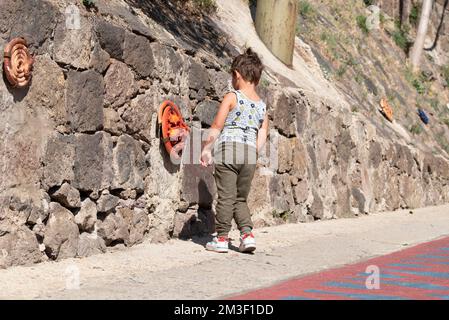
[200,48,269,253]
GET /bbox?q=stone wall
[0,0,448,268]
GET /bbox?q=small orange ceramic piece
[158,100,190,160]
[3,37,33,88]
[380,98,393,122]
[169,113,181,123]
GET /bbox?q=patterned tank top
[216,90,267,148]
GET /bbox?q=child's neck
[237,82,259,101]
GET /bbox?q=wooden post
[255,0,297,66]
[401,0,412,29]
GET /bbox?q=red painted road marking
[229,236,449,300]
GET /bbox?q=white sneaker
[206,236,229,253]
[239,232,256,253]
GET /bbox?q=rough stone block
[293,179,309,204]
[50,182,81,209]
[0,0,57,52]
[90,42,111,73]
[66,70,104,133]
[118,207,149,246]
[43,203,79,260]
[95,19,125,60]
[77,232,106,258]
[104,108,126,135]
[268,174,295,213]
[0,221,42,269]
[195,99,220,127]
[151,42,185,81]
[310,190,324,219]
[121,89,158,143]
[273,92,296,137]
[97,212,130,246]
[26,191,51,226]
[112,134,146,192]
[54,15,92,69]
[73,132,113,192]
[208,69,231,99]
[97,193,119,213]
[173,208,214,238]
[22,55,66,126]
[188,59,212,91]
[351,187,367,214]
[75,198,97,232]
[248,168,270,214]
[42,133,75,190]
[181,164,215,208]
[104,60,138,109]
[123,32,155,78]
[277,135,294,174]
[369,140,383,169]
[292,138,308,178]
[146,200,176,244]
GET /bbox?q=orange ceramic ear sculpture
[3,37,33,88]
[158,100,190,160]
[380,98,393,122]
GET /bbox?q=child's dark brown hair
[230,48,264,85]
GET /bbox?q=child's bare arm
[203,93,235,150]
[200,93,236,166]
[256,114,269,154]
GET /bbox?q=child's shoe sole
[206,245,229,253]
[206,248,229,253]
[239,244,256,253]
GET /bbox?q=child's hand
[200,149,213,167]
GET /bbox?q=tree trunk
[255,0,297,66]
[427,0,449,50]
[401,0,412,28]
[409,0,434,71]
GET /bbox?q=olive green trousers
[213,142,257,237]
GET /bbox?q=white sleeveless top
[216,90,266,148]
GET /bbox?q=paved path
[230,236,449,300]
[1,205,449,299]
